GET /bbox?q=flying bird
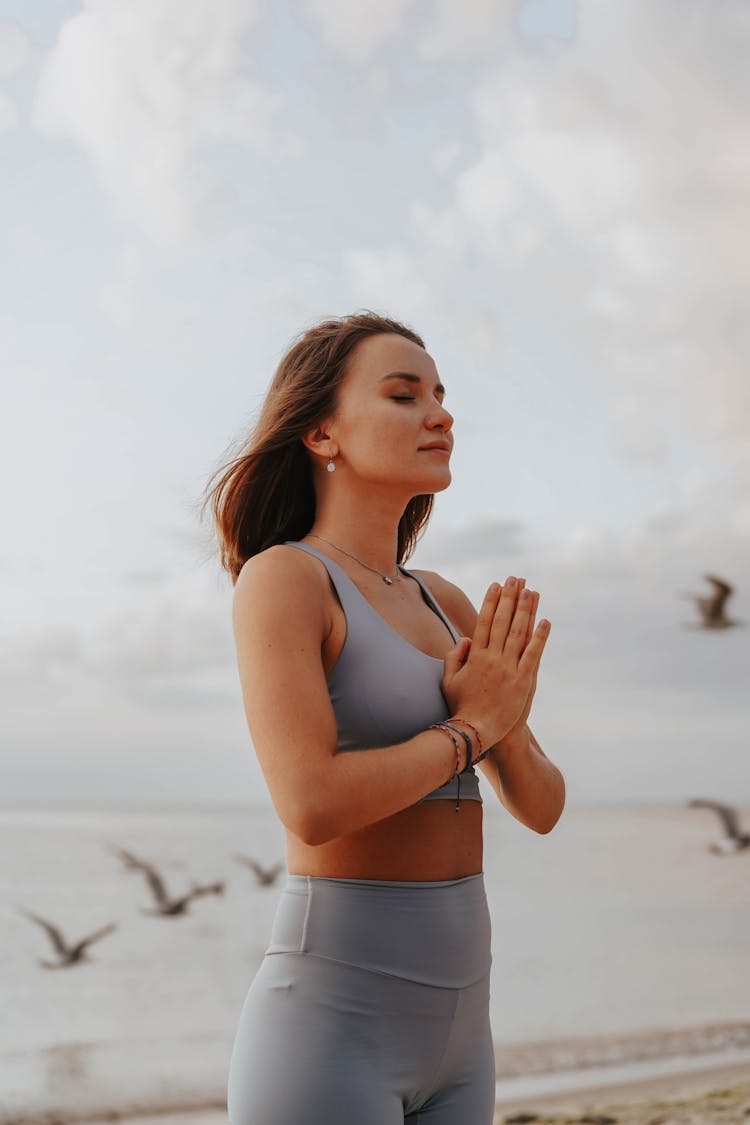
[688,799,750,854]
[233,855,285,886]
[108,844,225,916]
[678,574,743,630]
[17,907,117,969]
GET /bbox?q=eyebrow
[380,372,446,395]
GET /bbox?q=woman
[203,311,564,1123]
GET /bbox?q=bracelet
[428,723,464,813]
[428,723,461,782]
[439,721,474,773]
[448,717,484,757]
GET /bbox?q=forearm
[304,725,463,845]
[488,726,565,834]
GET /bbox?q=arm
[232,549,471,846]
[481,724,566,834]
[413,570,565,834]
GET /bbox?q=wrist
[493,725,530,763]
[447,716,487,764]
[428,723,464,783]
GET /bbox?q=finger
[515,578,533,647]
[491,577,522,650]
[526,590,539,647]
[473,582,503,649]
[504,585,534,655]
[445,636,470,675]
[519,618,550,673]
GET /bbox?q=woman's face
[327,332,455,496]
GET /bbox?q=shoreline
[3,1050,749,1125]
[492,1019,750,1078]
[493,1056,750,1120]
[492,1053,750,1116]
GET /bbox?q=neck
[308,490,407,576]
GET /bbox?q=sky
[1,0,748,810]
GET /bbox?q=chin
[415,472,451,492]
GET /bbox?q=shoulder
[409,568,480,638]
[237,542,326,589]
[234,543,331,627]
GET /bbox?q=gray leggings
[227,872,495,1123]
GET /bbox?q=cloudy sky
[1,0,748,810]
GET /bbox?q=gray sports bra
[283,540,482,808]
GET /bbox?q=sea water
[1,801,747,1117]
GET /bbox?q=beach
[2,800,747,1123]
[16,1059,750,1124]
[492,1056,750,1123]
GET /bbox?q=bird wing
[17,908,69,954]
[143,866,169,905]
[73,922,118,955]
[114,847,170,904]
[689,798,741,839]
[110,844,153,873]
[704,575,732,619]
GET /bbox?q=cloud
[30,0,304,246]
[298,0,418,64]
[0,92,18,132]
[417,0,515,60]
[0,627,86,704]
[0,577,235,712]
[342,0,750,470]
[0,19,35,75]
[433,139,463,175]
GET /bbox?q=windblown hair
[198,310,436,585]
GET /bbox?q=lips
[419,443,451,453]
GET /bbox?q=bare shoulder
[409,568,480,637]
[233,543,330,634]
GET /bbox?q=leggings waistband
[265,871,492,988]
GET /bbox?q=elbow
[537,778,566,834]
[289,799,334,848]
[296,815,327,847]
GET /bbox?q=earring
[327,449,336,473]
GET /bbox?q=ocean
[1,800,748,1119]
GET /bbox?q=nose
[432,402,454,434]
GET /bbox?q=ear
[300,422,336,461]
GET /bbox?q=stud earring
[327,448,336,472]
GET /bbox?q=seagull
[688,799,750,854]
[233,855,285,886]
[17,907,117,969]
[678,574,743,630]
[108,844,225,916]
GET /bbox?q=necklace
[307,533,402,585]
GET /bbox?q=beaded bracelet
[429,722,462,779]
[449,717,483,757]
[439,721,474,773]
[428,723,465,812]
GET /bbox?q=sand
[17,1059,746,1124]
[492,1060,750,1124]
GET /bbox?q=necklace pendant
[383,575,393,584]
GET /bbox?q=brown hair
[197,310,437,585]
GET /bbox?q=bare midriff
[286,799,483,881]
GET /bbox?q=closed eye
[392,396,415,402]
